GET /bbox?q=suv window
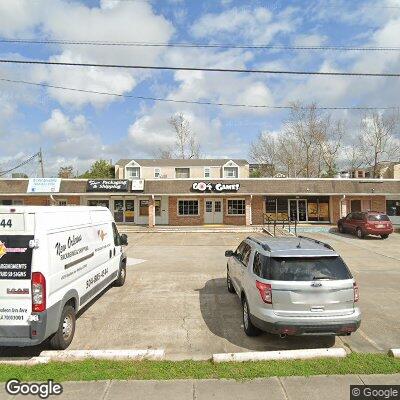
[367,214,390,221]
[242,244,252,266]
[253,252,264,277]
[235,242,246,259]
[253,255,352,281]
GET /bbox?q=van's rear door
[0,212,33,331]
[270,256,355,318]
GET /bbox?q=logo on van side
[98,230,107,241]
[0,241,6,259]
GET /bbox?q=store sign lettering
[192,182,240,192]
[86,180,128,192]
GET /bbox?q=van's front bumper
[0,311,48,347]
[250,308,362,336]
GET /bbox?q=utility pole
[38,148,45,178]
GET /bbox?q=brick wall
[251,195,265,225]
[168,196,204,225]
[331,195,386,223]
[223,197,247,225]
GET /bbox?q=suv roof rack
[297,235,334,251]
[246,236,271,251]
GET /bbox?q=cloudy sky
[0,0,399,176]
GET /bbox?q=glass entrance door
[204,199,223,224]
[288,199,308,222]
[113,199,135,223]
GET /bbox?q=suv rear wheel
[356,228,364,239]
[49,305,76,350]
[227,268,235,293]
[242,296,260,336]
[338,224,344,233]
[381,234,389,239]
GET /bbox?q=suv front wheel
[242,296,260,336]
[356,228,364,239]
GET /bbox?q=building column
[148,195,155,228]
[245,196,252,226]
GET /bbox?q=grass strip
[0,353,399,382]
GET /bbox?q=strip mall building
[1,158,399,227]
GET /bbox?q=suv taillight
[256,281,272,304]
[353,282,359,302]
[32,272,46,312]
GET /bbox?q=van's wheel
[242,297,261,337]
[49,305,76,350]
[114,262,126,287]
[227,268,235,293]
[381,234,389,239]
[356,228,364,239]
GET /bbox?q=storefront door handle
[109,249,112,258]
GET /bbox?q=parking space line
[356,329,385,352]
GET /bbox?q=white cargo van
[0,206,128,349]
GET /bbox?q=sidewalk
[2,375,399,400]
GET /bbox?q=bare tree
[284,103,326,177]
[249,102,348,178]
[343,142,365,174]
[317,118,345,177]
[58,165,74,178]
[153,147,173,159]
[168,113,201,159]
[359,111,400,178]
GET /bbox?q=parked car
[338,211,393,239]
[0,206,128,349]
[225,235,360,337]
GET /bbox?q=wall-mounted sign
[27,178,61,193]
[131,179,144,191]
[86,180,128,192]
[192,182,240,193]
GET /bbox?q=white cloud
[0,0,175,107]
[191,6,295,43]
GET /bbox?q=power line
[1,38,400,52]
[1,59,400,77]
[1,77,399,111]
[0,152,40,177]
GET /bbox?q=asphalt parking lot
[64,229,400,360]
[2,230,399,360]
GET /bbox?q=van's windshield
[0,235,33,280]
[253,255,352,281]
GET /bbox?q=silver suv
[225,235,361,337]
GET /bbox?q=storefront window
[125,200,135,222]
[276,197,288,220]
[351,199,362,212]
[155,200,161,216]
[387,200,400,216]
[88,200,110,208]
[140,200,149,216]
[178,200,198,215]
[227,199,245,215]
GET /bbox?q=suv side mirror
[120,234,128,246]
[225,250,234,257]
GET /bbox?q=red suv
[338,211,393,239]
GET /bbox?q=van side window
[112,222,121,246]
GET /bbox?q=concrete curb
[213,348,347,363]
[0,356,50,365]
[0,349,165,364]
[388,349,400,357]
[41,349,165,361]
